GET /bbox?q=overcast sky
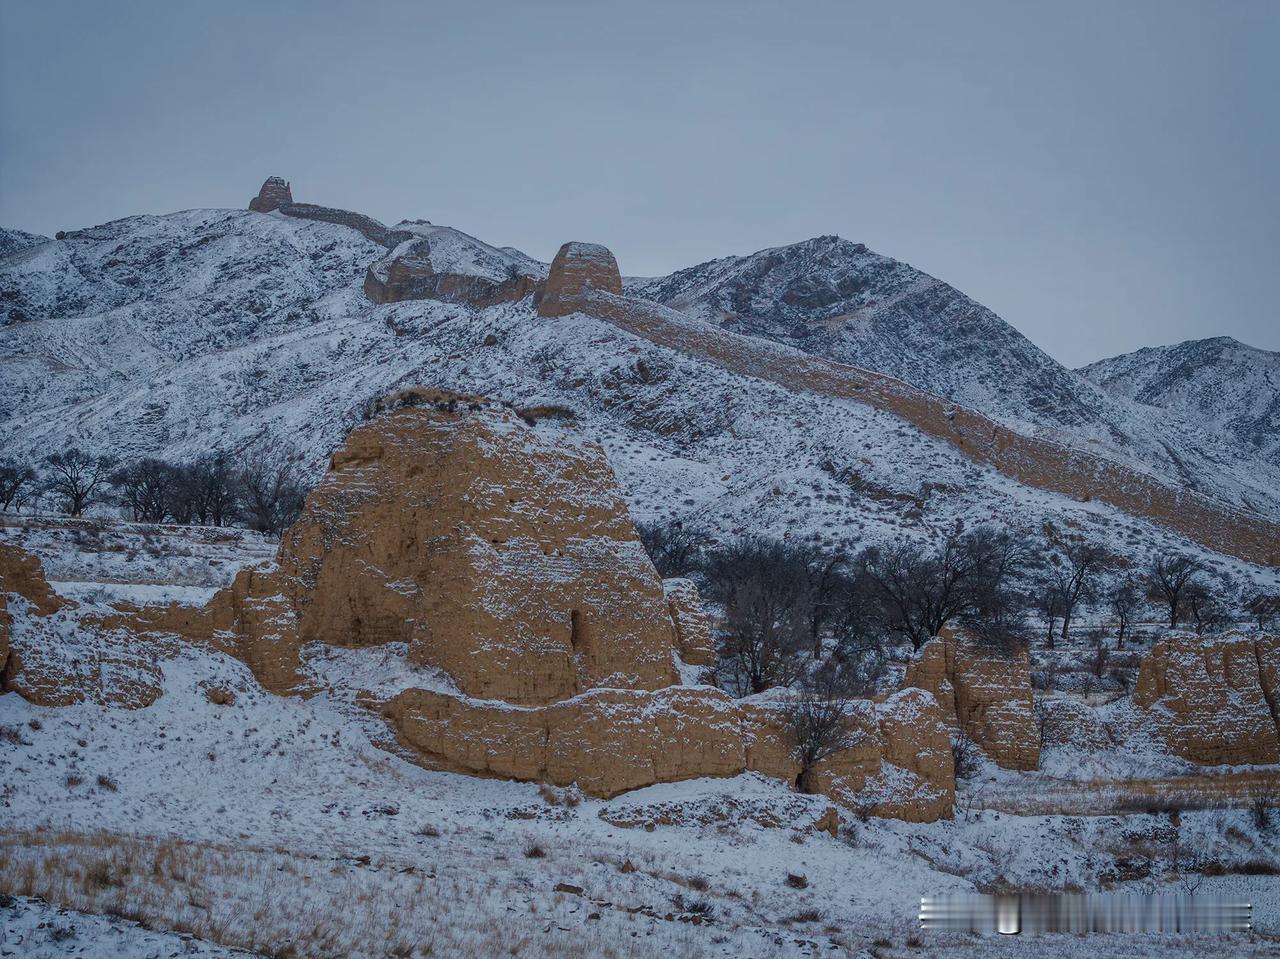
[2,1,1276,366]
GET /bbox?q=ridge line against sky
[1,0,1277,367]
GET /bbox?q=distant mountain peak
[1082,337,1280,462]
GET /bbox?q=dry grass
[0,830,750,959]
[204,685,236,706]
[784,872,809,890]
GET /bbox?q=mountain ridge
[1,191,1277,580]
[1081,336,1280,464]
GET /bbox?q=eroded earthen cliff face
[274,390,680,704]
[0,543,164,708]
[536,242,623,318]
[0,543,63,618]
[363,232,542,307]
[905,627,1040,771]
[248,176,293,213]
[385,682,955,821]
[663,577,717,669]
[1135,633,1280,766]
[2,395,957,821]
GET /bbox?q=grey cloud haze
[1,0,1277,366]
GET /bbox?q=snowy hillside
[4,201,1280,959]
[0,205,1276,595]
[627,237,1280,519]
[6,628,1277,958]
[1081,336,1280,463]
[0,227,49,260]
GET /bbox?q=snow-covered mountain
[0,227,49,260]
[1081,336,1280,463]
[0,197,1276,586]
[627,236,1280,519]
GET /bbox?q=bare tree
[236,447,306,536]
[0,457,36,512]
[829,552,888,658]
[959,529,1031,653]
[799,546,853,655]
[863,527,1027,651]
[44,448,114,517]
[1088,629,1109,679]
[785,660,875,793]
[636,519,706,578]
[1145,553,1207,628]
[170,453,239,526]
[1252,784,1278,834]
[950,726,980,780]
[862,540,968,651]
[1245,592,1279,632]
[1108,575,1142,647]
[1182,581,1228,636]
[707,537,812,694]
[1043,539,1108,641]
[166,463,200,525]
[1032,576,1063,649]
[110,459,178,522]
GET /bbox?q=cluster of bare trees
[639,523,1032,698]
[1033,544,1251,641]
[639,519,1273,791]
[0,447,307,536]
[641,520,1271,683]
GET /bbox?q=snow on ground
[4,640,1279,957]
[0,517,274,604]
[2,895,257,958]
[2,205,1278,954]
[3,208,1278,613]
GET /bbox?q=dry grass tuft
[0,830,712,959]
[205,686,236,706]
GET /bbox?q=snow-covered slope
[0,226,49,260]
[7,628,1277,958]
[0,207,1276,589]
[627,237,1280,518]
[1081,336,1280,463]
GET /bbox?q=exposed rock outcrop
[3,393,954,820]
[663,578,717,669]
[1,543,61,696]
[0,543,63,617]
[363,227,543,307]
[741,688,954,822]
[388,685,745,797]
[0,543,162,708]
[1134,633,1280,766]
[276,203,403,247]
[537,242,623,318]
[905,628,1040,771]
[248,176,293,213]
[387,682,955,821]
[273,390,680,703]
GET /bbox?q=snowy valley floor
[3,645,1280,959]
